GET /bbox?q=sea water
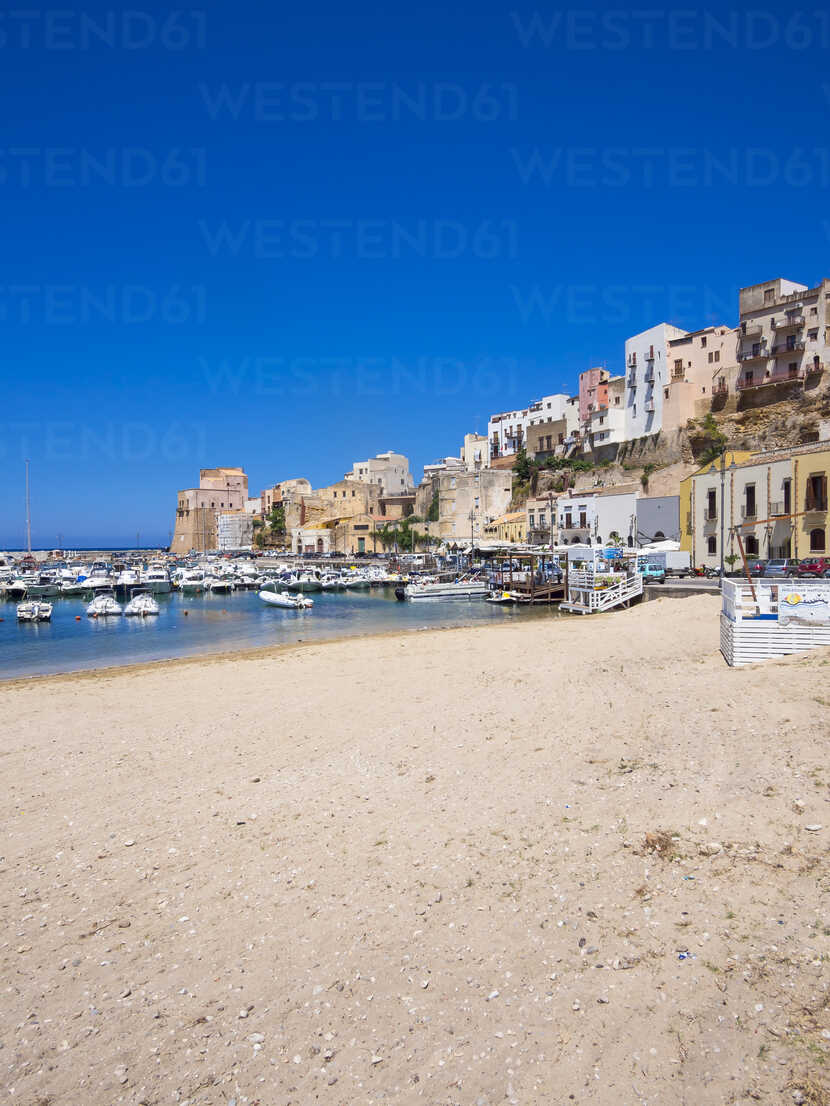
[0,588,559,679]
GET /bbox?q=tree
[427,491,439,522]
[267,506,286,534]
[513,447,531,483]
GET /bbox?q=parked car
[762,558,801,578]
[795,556,830,578]
[640,562,666,584]
[747,559,767,577]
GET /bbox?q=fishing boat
[397,576,490,601]
[124,591,160,616]
[87,592,123,617]
[258,589,314,609]
[17,600,53,622]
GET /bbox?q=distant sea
[1,587,557,680]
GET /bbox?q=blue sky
[2,0,828,546]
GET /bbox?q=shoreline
[0,609,539,690]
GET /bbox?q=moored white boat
[141,564,172,593]
[17,600,53,622]
[124,591,160,616]
[87,593,123,617]
[258,589,314,609]
[398,577,490,601]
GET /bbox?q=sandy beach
[1,594,828,1106]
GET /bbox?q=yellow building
[484,511,527,543]
[793,446,830,557]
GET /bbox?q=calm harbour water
[0,587,558,680]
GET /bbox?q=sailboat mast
[25,458,32,554]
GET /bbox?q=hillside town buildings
[169,276,828,557]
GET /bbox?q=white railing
[562,570,643,614]
[721,577,829,622]
[721,576,830,665]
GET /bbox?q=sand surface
[1,595,828,1105]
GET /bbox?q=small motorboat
[17,600,53,622]
[87,593,123,617]
[258,589,314,610]
[485,590,517,604]
[124,591,160,617]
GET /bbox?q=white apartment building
[585,374,627,449]
[625,323,689,440]
[488,393,571,460]
[345,451,414,496]
[736,277,829,395]
[556,485,639,547]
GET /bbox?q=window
[805,473,828,510]
[714,351,720,362]
[810,528,826,552]
[707,489,717,519]
[745,485,756,517]
[528,513,535,526]
[674,359,683,372]
[764,289,774,304]
[810,306,817,315]
[539,513,546,527]
[708,536,717,554]
[701,336,707,348]
[745,535,759,556]
[708,352,713,363]
[783,479,791,514]
[664,388,669,399]
[546,435,552,450]
[808,329,818,341]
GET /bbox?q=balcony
[704,508,718,522]
[806,360,826,376]
[627,352,637,368]
[771,341,805,357]
[739,368,804,390]
[628,372,637,387]
[644,347,655,361]
[805,500,828,513]
[671,369,686,382]
[741,505,757,521]
[713,378,728,395]
[644,368,655,383]
[644,400,655,413]
[772,314,804,331]
[768,501,785,516]
[737,348,769,363]
[741,322,763,339]
[560,520,589,531]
